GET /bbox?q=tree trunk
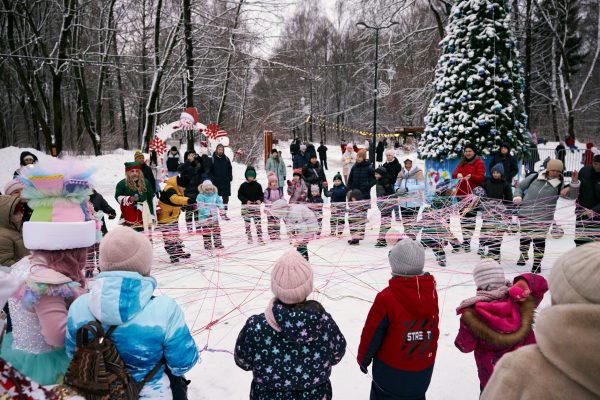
[183,0,194,151]
[216,0,245,126]
[524,0,532,130]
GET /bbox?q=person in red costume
[452,143,486,252]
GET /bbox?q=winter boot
[435,251,446,267]
[517,253,527,266]
[374,239,387,248]
[451,240,461,253]
[348,238,360,246]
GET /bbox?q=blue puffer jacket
[66,271,199,399]
[196,191,224,223]
[235,300,346,399]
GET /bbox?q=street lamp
[356,21,398,164]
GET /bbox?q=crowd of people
[0,139,599,399]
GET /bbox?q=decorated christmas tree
[419,0,530,161]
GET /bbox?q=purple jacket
[455,273,548,388]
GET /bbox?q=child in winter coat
[307,184,324,236]
[394,158,425,237]
[455,259,548,391]
[287,168,308,203]
[347,189,368,246]
[270,199,319,260]
[235,249,346,399]
[66,227,198,399]
[328,172,347,236]
[477,163,513,260]
[196,179,224,250]
[264,171,285,240]
[374,167,395,248]
[358,238,439,399]
[238,166,265,244]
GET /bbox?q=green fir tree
[420,0,530,161]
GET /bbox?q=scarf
[456,281,511,313]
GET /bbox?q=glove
[130,194,139,203]
[287,180,293,186]
[187,197,197,205]
[360,364,368,374]
[396,187,407,194]
[108,213,116,220]
[509,279,531,302]
[513,196,522,205]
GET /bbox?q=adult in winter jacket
[452,144,486,252]
[89,189,116,236]
[209,144,233,219]
[375,140,385,163]
[289,138,300,159]
[328,173,347,236]
[348,149,376,200]
[178,150,206,230]
[575,154,600,246]
[342,145,357,184]
[514,159,579,272]
[0,195,28,268]
[478,163,513,259]
[135,152,157,197]
[66,227,198,399]
[115,162,155,231]
[455,260,548,390]
[302,154,327,199]
[358,238,439,400]
[555,142,566,165]
[374,167,395,248]
[157,175,194,262]
[488,142,519,183]
[265,148,286,190]
[381,150,402,185]
[293,145,310,169]
[13,151,38,178]
[165,146,181,178]
[317,142,328,170]
[306,142,317,159]
[582,142,595,166]
[481,243,600,400]
[235,249,346,399]
[394,159,425,234]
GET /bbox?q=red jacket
[358,275,439,373]
[452,157,486,196]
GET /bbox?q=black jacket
[578,165,600,213]
[89,190,116,235]
[481,177,513,204]
[306,143,317,159]
[238,168,264,204]
[209,152,233,197]
[376,141,385,162]
[178,157,205,199]
[348,161,376,200]
[382,158,402,183]
[488,153,519,182]
[317,145,328,159]
[166,152,180,172]
[302,161,327,198]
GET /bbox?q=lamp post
[356,21,398,164]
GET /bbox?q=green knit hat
[333,172,343,182]
[125,162,141,171]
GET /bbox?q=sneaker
[180,253,191,259]
[531,264,541,274]
[451,241,461,253]
[517,254,527,266]
[215,244,224,249]
[374,239,387,248]
[170,255,180,263]
[258,238,265,246]
[247,237,253,244]
[463,242,471,253]
[477,248,486,257]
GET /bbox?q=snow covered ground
[0,141,583,399]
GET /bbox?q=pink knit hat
[99,226,153,276]
[3,179,25,195]
[271,249,313,304]
[267,171,278,186]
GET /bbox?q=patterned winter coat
[234,300,346,399]
[455,273,548,389]
[66,271,198,399]
[114,178,154,226]
[0,195,28,267]
[157,176,192,224]
[395,167,426,209]
[264,187,285,205]
[358,274,439,399]
[287,179,308,204]
[514,172,580,222]
[196,191,223,223]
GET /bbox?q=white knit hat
[473,259,505,290]
[549,242,600,305]
[100,226,153,276]
[271,249,313,304]
[388,238,425,276]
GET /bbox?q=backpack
[64,321,163,400]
